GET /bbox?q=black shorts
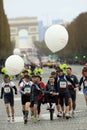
[21,95,30,105]
[69,90,76,101]
[30,96,38,107]
[4,95,14,106]
[59,92,71,106]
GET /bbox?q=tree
[0,0,12,59]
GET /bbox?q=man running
[0,74,17,122]
[19,75,33,124]
[66,67,78,116]
[79,67,87,106]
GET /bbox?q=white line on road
[14,97,21,101]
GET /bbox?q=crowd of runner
[0,61,87,124]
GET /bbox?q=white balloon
[44,24,69,53]
[5,55,24,75]
[13,48,21,55]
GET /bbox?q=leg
[65,93,71,118]
[37,100,41,118]
[11,106,15,122]
[68,97,72,111]
[84,94,87,105]
[33,103,38,118]
[5,103,10,117]
[24,102,30,124]
[5,103,11,122]
[21,95,26,118]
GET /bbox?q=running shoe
[65,113,70,119]
[24,118,28,124]
[7,116,11,122]
[12,115,15,122]
[57,111,63,117]
[32,118,38,123]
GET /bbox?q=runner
[30,75,41,123]
[55,69,75,119]
[45,76,58,110]
[79,67,87,106]
[66,67,78,117]
[82,63,87,76]
[50,70,61,117]
[19,75,33,124]
[0,74,17,122]
[37,75,46,120]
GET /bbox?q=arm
[19,82,25,95]
[0,87,4,99]
[66,75,75,88]
[74,75,79,91]
[13,86,17,94]
[79,77,83,90]
[10,81,17,94]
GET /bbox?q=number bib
[4,87,11,93]
[60,81,67,88]
[84,81,87,87]
[24,87,31,93]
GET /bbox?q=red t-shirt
[38,81,46,101]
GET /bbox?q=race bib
[24,87,31,93]
[4,87,11,93]
[84,81,87,87]
[60,81,67,88]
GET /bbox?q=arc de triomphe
[8,17,39,50]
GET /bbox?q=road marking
[77,91,83,95]
[14,97,21,101]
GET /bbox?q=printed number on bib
[4,87,11,93]
[24,87,30,93]
[84,81,87,87]
[60,81,67,88]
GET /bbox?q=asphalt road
[0,65,87,130]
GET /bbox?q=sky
[3,0,87,24]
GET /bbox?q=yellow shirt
[59,63,68,74]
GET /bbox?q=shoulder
[71,74,78,78]
[10,81,15,87]
[1,82,5,88]
[29,81,33,86]
[19,81,24,87]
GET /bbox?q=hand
[0,96,3,99]
[74,87,77,91]
[15,91,17,95]
[50,92,53,94]
[56,92,59,95]
[53,92,59,95]
[79,87,81,91]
